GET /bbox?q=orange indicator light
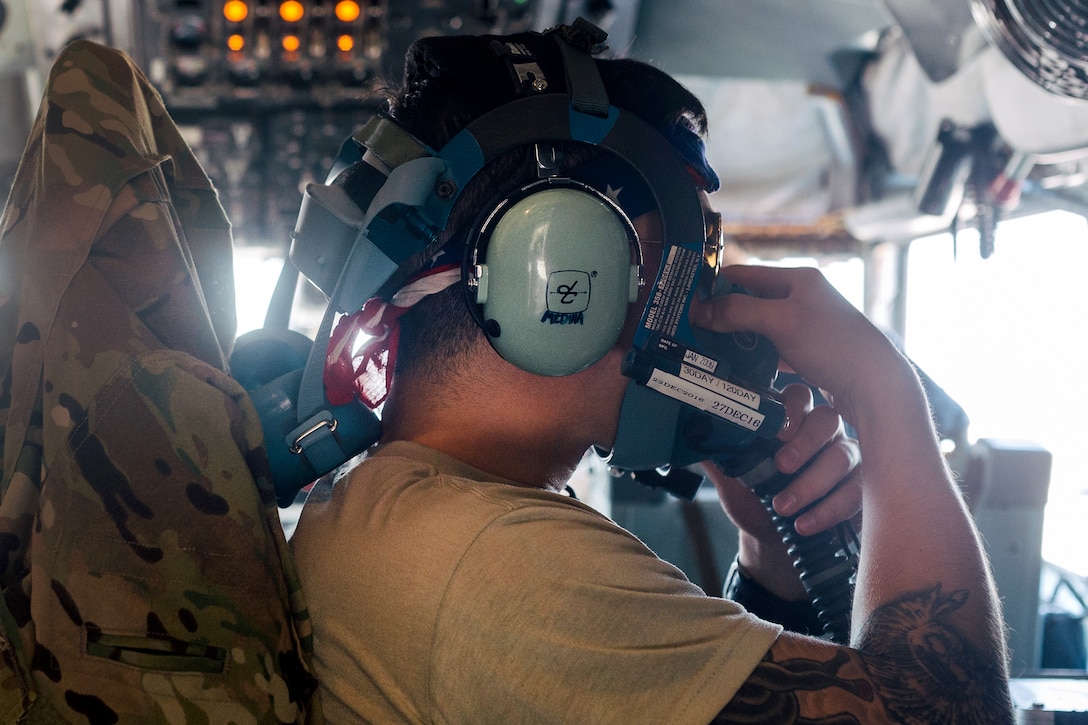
[223,1,248,22]
[337,34,354,52]
[335,1,361,22]
[282,34,301,52]
[227,33,245,51]
[279,1,304,22]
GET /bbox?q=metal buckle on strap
[287,411,346,474]
[288,414,338,455]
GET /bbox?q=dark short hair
[355,30,713,380]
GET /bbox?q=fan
[885,0,1088,99]
[971,0,1088,100]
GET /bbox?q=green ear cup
[474,186,639,376]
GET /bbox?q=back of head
[354,27,717,382]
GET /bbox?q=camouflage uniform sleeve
[0,40,322,722]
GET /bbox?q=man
[290,24,1013,723]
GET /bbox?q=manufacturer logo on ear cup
[547,270,591,312]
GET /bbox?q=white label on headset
[678,363,762,408]
[646,369,765,432]
[644,246,700,336]
[682,348,718,374]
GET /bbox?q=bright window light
[903,209,1088,574]
[233,248,286,335]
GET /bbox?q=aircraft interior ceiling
[2,0,1088,258]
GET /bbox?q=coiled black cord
[717,447,859,644]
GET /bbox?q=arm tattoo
[856,585,1012,724]
[713,648,871,724]
[713,585,1014,724]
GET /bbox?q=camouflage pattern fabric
[0,40,322,723]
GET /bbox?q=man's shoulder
[292,440,614,565]
[291,441,572,549]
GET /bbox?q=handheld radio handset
[615,279,859,643]
[695,313,859,642]
[692,301,859,643]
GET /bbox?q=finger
[774,405,845,475]
[706,467,782,545]
[792,470,863,536]
[689,283,789,335]
[776,383,815,445]
[773,435,860,516]
[722,264,797,298]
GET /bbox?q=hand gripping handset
[712,433,859,644]
[603,243,859,642]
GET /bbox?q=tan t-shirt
[291,441,780,724]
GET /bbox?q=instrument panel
[131,0,540,244]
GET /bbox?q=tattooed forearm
[856,585,1013,724]
[713,585,1014,724]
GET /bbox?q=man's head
[342,27,718,389]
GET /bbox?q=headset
[465,175,642,376]
[233,18,857,641]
